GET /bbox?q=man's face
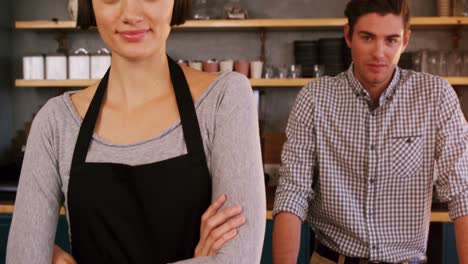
[344,13,411,89]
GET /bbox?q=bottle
[68,0,78,20]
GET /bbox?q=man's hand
[52,245,76,264]
[194,194,245,257]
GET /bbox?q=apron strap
[167,56,208,164]
[71,68,110,166]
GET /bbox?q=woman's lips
[118,30,149,42]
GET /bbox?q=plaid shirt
[273,65,468,262]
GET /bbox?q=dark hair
[344,0,410,38]
[77,0,192,30]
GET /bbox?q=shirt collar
[345,63,401,107]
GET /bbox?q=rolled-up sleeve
[273,84,316,221]
[434,82,468,220]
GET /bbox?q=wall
[12,0,468,134]
[0,0,14,164]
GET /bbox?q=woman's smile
[117,29,150,42]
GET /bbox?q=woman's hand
[194,194,246,257]
[52,245,76,264]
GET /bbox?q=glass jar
[192,0,211,20]
[453,0,468,16]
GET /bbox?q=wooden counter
[0,202,451,222]
[266,210,451,222]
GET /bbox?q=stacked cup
[438,0,451,16]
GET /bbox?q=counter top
[0,201,451,222]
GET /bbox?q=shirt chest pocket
[391,135,424,178]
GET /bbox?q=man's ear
[344,24,352,48]
[401,29,411,53]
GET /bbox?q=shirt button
[370,112,376,117]
[370,178,375,184]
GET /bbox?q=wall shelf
[15,20,77,29]
[15,77,468,88]
[15,17,468,30]
[15,79,98,87]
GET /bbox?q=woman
[6,0,266,263]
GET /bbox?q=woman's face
[92,0,174,60]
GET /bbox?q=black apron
[67,56,212,263]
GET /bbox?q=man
[272,0,468,263]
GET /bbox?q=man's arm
[272,85,316,264]
[455,215,468,264]
[434,81,468,263]
[272,212,302,264]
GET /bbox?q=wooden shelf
[15,77,468,88]
[180,18,347,29]
[15,79,99,87]
[15,17,468,30]
[412,16,468,27]
[14,78,314,88]
[446,77,468,86]
[250,78,314,87]
[15,20,77,29]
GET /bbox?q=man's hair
[344,0,410,38]
[77,0,192,30]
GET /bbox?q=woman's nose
[121,0,144,25]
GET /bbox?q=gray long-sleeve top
[6,71,266,264]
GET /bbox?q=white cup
[250,61,263,79]
[220,60,234,72]
[189,61,202,71]
[46,54,67,80]
[23,55,45,80]
[69,48,90,79]
[91,48,111,79]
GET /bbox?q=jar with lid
[224,0,248,19]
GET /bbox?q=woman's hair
[77,0,192,30]
[344,0,410,38]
